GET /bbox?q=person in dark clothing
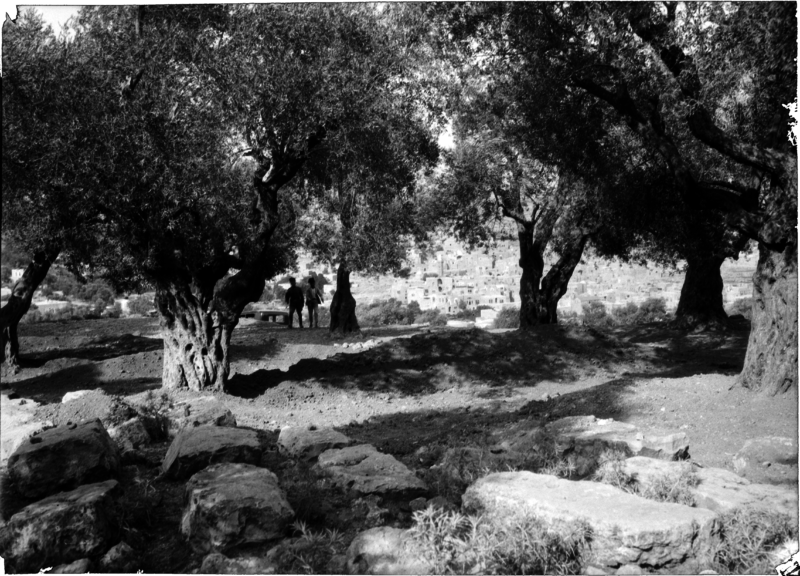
[306,277,323,328]
[285,277,304,329]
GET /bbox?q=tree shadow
[20,333,163,366]
[4,362,161,405]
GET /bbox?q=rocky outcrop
[181,463,294,554]
[99,541,137,573]
[7,419,120,500]
[278,426,351,462]
[0,480,121,573]
[1,392,45,466]
[161,426,262,480]
[732,436,798,485]
[51,558,92,574]
[463,471,719,570]
[167,400,237,438]
[108,417,151,451]
[199,552,277,574]
[316,444,428,499]
[623,456,798,520]
[346,526,433,575]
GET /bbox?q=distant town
[289,236,757,319]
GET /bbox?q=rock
[584,565,610,575]
[161,426,262,480]
[99,541,136,572]
[0,395,43,466]
[7,419,120,500]
[181,463,294,554]
[538,416,689,475]
[616,564,643,574]
[462,471,719,569]
[316,444,428,499]
[623,457,798,521]
[199,552,277,574]
[62,390,92,403]
[51,558,92,574]
[0,480,120,573]
[346,526,433,575]
[108,417,151,450]
[732,436,798,485]
[409,497,427,512]
[278,426,352,462]
[167,400,237,438]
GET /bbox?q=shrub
[417,309,447,326]
[612,302,640,325]
[559,310,581,326]
[128,295,155,317]
[727,298,753,321]
[711,508,797,574]
[359,298,417,327]
[492,307,519,329]
[637,297,669,323]
[581,300,612,327]
[409,507,589,575]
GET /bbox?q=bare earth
[2,315,797,572]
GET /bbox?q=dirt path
[4,317,796,472]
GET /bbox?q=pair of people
[284,277,323,329]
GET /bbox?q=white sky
[18,5,81,32]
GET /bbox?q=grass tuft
[409,506,590,575]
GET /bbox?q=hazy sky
[17,5,81,32]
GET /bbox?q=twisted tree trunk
[1,247,60,371]
[739,242,797,394]
[329,264,359,334]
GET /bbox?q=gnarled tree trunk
[156,285,236,392]
[540,234,591,323]
[518,222,548,328]
[739,242,797,394]
[674,256,727,328]
[1,247,60,371]
[329,264,359,334]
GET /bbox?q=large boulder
[161,426,262,480]
[278,426,351,462]
[346,526,433,575]
[98,541,137,573]
[167,399,237,438]
[108,417,151,451]
[732,436,798,485]
[462,471,720,570]
[0,480,120,573]
[7,419,120,500]
[199,552,277,574]
[181,463,294,554]
[316,444,428,499]
[623,456,798,521]
[0,393,44,467]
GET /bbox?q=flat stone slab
[541,416,688,475]
[0,480,120,573]
[278,426,351,462]
[623,456,798,521]
[199,553,277,574]
[162,426,262,480]
[316,444,428,499]
[181,463,293,554]
[346,526,433,575]
[733,436,798,485]
[108,417,151,450]
[7,418,120,500]
[168,399,237,438]
[462,471,720,569]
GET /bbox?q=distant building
[11,268,24,282]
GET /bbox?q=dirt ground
[2,315,797,572]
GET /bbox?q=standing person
[285,277,304,329]
[306,277,323,328]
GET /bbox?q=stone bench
[258,310,289,324]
